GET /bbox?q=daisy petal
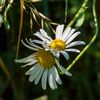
[28,39,42,49]
[21,40,39,51]
[21,61,37,67]
[48,68,57,90]
[30,67,41,82]
[66,32,80,44]
[52,66,62,85]
[41,69,48,90]
[56,25,64,39]
[65,48,80,53]
[66,29,76,40]
[42,41,50,49]
[60,51,69,60]
[50,67,58,87]
[40,29,52,40]
[45,48,50,51]
[15,54,35,63]
[50,49,60,58]
[34,32,43,39]
[66,41,85,48]
[62,27,71,40]
[32,40,43,45]
[55,59,72,76]
[34,67,44,85]
[29,64,40,82]
[35,32,49,42]
[25,63,38,75]
[25,66,36,75]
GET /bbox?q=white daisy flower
[34,24,85,60]
[15,39,72,90]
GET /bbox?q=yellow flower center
[35,49,55,68]
[50,39,66,51]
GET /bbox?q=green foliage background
[0,0,100,100]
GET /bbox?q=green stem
[67,0,88,28]
[66,0,98,71]
[65,0,68,22]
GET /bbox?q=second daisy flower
[34,24,85,60]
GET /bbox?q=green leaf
[75,13,85,29]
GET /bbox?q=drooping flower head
[15,38,71,90]
[34,24,85,60]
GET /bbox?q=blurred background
[0,0,100,100]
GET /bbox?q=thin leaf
[41,18,44,28]
[32,9,41,26]
[65,0,68,22]
[39,12,51,21]
[75,13,85,29]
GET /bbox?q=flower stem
[66,0,98,71]
[67,0,88,28]
[65,0,68,22]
